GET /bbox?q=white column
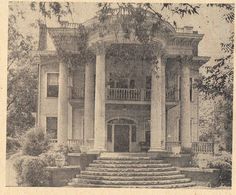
[161,59,166,149]
[58,61,68,144]
[93,43,106,151]
[84,62,95,147]
[180,56,191,150]
[149,56,163,152]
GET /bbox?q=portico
[37,16,210,154]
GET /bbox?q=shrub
[22,128,50,156]
[208,151,232,186]
[192,153,213,168]
[6,137,21,153]
[39,151,57,167]
[13,155,50,186]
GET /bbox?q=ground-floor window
[46,117,57,139]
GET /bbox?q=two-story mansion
[36,14,210,153]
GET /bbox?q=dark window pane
[130,80,135,89]
[145,131,150,145]
[146,76,151,89]
[46,117,57,139]
[47,85,59,97]
[190,78,193,101]
[131,125,136,142]
[107,125,112,142]
[47,73,59,97]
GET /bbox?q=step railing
[48,139,57,144]
[68,139,83,150]
[192,142,214,154]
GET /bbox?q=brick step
[77,174,186,181]
[89,163,172,168]
[79,170,181,177]
[68,181,196,188]
[86,166,176,172]
[71,178,191,186]
[93,159,165,164]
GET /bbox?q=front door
[114,125,129,152]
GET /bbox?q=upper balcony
[70,86,178,105]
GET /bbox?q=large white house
[36,13,210,154]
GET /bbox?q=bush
[6,137,21,153]
[13,155,50,186]
[208,151,232,186]
[22,128,50,156]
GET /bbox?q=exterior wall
[72,108,84,140]
[38,54,200,149]
[166,60,199,143]
[38,57,59,133]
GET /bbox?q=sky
[12,2,234,66]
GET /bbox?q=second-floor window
[47,73,59,97]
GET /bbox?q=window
[46,117,57,139]
[146,76,151,89]
[131,125,136,142]
[47,73,59,97]
[145,131,150,145]
[129,80,135,89]
[178,118,181,142]
[107,124,112,142]
[178,76,181,101]
[190,78,193,101]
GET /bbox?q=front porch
[65,139,214,155]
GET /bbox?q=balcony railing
[192,142,214,154]
[106,88,141,101]
[71,87,178,102]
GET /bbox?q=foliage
[7,3,38,137]
[208,151,232,186]
[192,153,213,168]
[6,137,21,153]
[13,155,50,186]
[22,128,50,156]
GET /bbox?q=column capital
[90,41,110,55]
[151,43,166,57]
[176,55,193,66]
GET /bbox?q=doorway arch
[107,118,137,152]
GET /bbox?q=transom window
[47,73,59,97]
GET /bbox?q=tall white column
[93,43,106,151]
[84,62,95,147]
[180,56,191,150]
[58,61,68,144]
[161,58,166,149]
[149,56,163,152]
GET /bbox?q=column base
[181,142,192,154]
[148,147,163,152]
[148,149,170,158]
[90,147,107,153]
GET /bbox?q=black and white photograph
[3,1,234,191]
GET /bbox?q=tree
[7,2,72,137]
[7,4,38,137]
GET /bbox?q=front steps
[68,153,195,188]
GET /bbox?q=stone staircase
[68,153,195,188]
